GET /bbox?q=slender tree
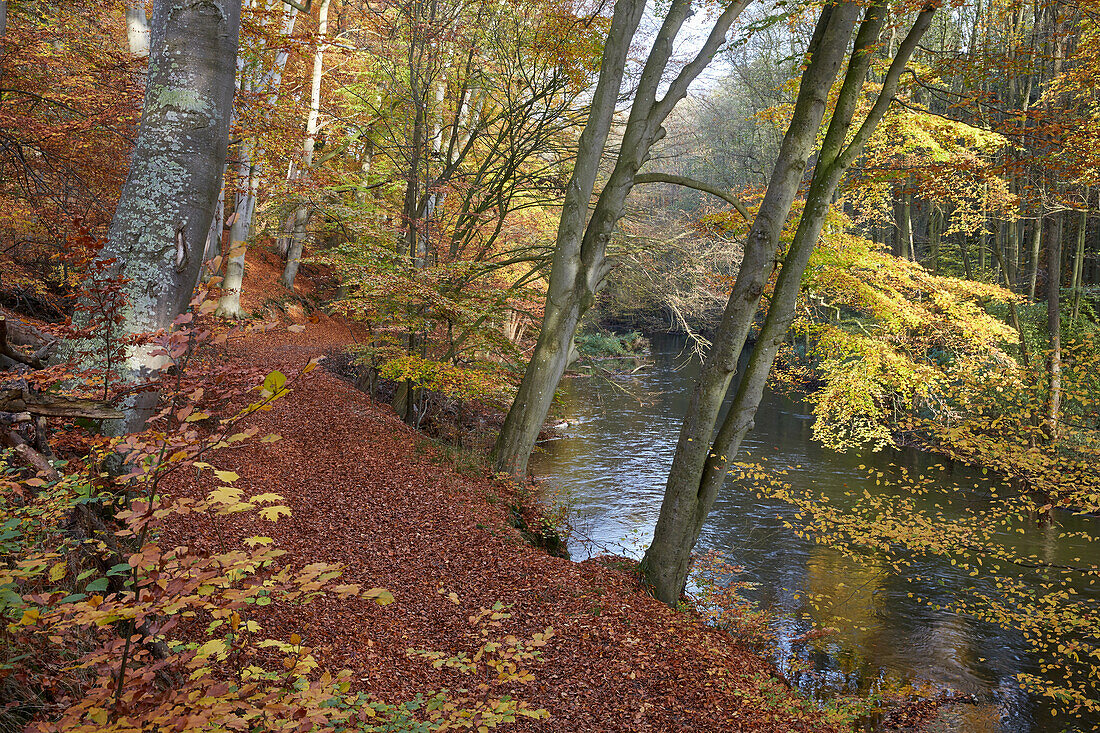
[640,0,938,604]
[216,0,299,318]
[282,0,332,288]
[491,0,751,477]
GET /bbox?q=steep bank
[158,253,839,731]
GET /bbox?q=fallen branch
[0,429,60,481]
[0,388,125,419]
[0,317,47,369]
[633,172,752,221]
[0,308,53,347]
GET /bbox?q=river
[529,335,1098,733]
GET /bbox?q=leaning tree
[491,0,753,477]
[640,0,939,604]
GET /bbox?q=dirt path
[166,312,835,732]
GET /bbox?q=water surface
[530,336,1098,732]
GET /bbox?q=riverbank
[146,253,840,731]
[159,312,841,732]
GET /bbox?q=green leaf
[85,578,109,592]
[262,371,287,395]
[363,587,395,606]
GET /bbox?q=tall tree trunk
[1028,210,1043,300]
[282,0,331,289]
[640,0,936,604]
[959,235,973,280]
[492,0,747,477]
[201,170,226,283]
[979,186,988,274]
[354,136,375,206]
[0,1,8,66]
[990,219,1031,367]
[1008,212,1020,288]
[929,206,941,275]
[216,140,258,318]
[217,0,299,308]
[82,0,240,434]
[1071,200,1087,321]
[1046,212,1062,442]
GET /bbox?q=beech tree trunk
[126,1,151,57]
[1046,212,1062,442]
[201,171,226,281]
[492,0,749,477]
[1029,211,1043,300]
[216,0,298,315]
[1070,203,1086,321]
[929,206,941,275]
[282,0,332,289]
[84,0,240,434]
[217,139,258,318]
[640,0,936,605]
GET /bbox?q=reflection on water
[530,336,1098,732]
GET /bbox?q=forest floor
[158,250,844,732]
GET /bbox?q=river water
[529,336,1098,732]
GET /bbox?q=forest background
[1,0,1100,729]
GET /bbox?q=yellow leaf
[214,470,239,483]
[363,587,395,606]
[258,505,291,522]
[244,536,273,547]
[262,371,287,395]
[250,493,285,505]
[209,486,243,505]
[49,561,67,582]
[197,639,227,659]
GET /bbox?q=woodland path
[165,302,835,732]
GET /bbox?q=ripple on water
[532,340,1097,733]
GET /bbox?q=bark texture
[85,0,241,433]
[282,0,332,289]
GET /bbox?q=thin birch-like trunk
[217,140,258,318]
[1047,213,1062,442]
[1070,196,1087,321]
[217,0,298,307]
[283,0,332,288]
[1029,210,1043,300]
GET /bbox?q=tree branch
[0,389,125,420]
[634,172,751,221]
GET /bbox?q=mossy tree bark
[84,0,241,434]
[640,0,938,605]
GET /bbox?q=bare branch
[633,172,751,220]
